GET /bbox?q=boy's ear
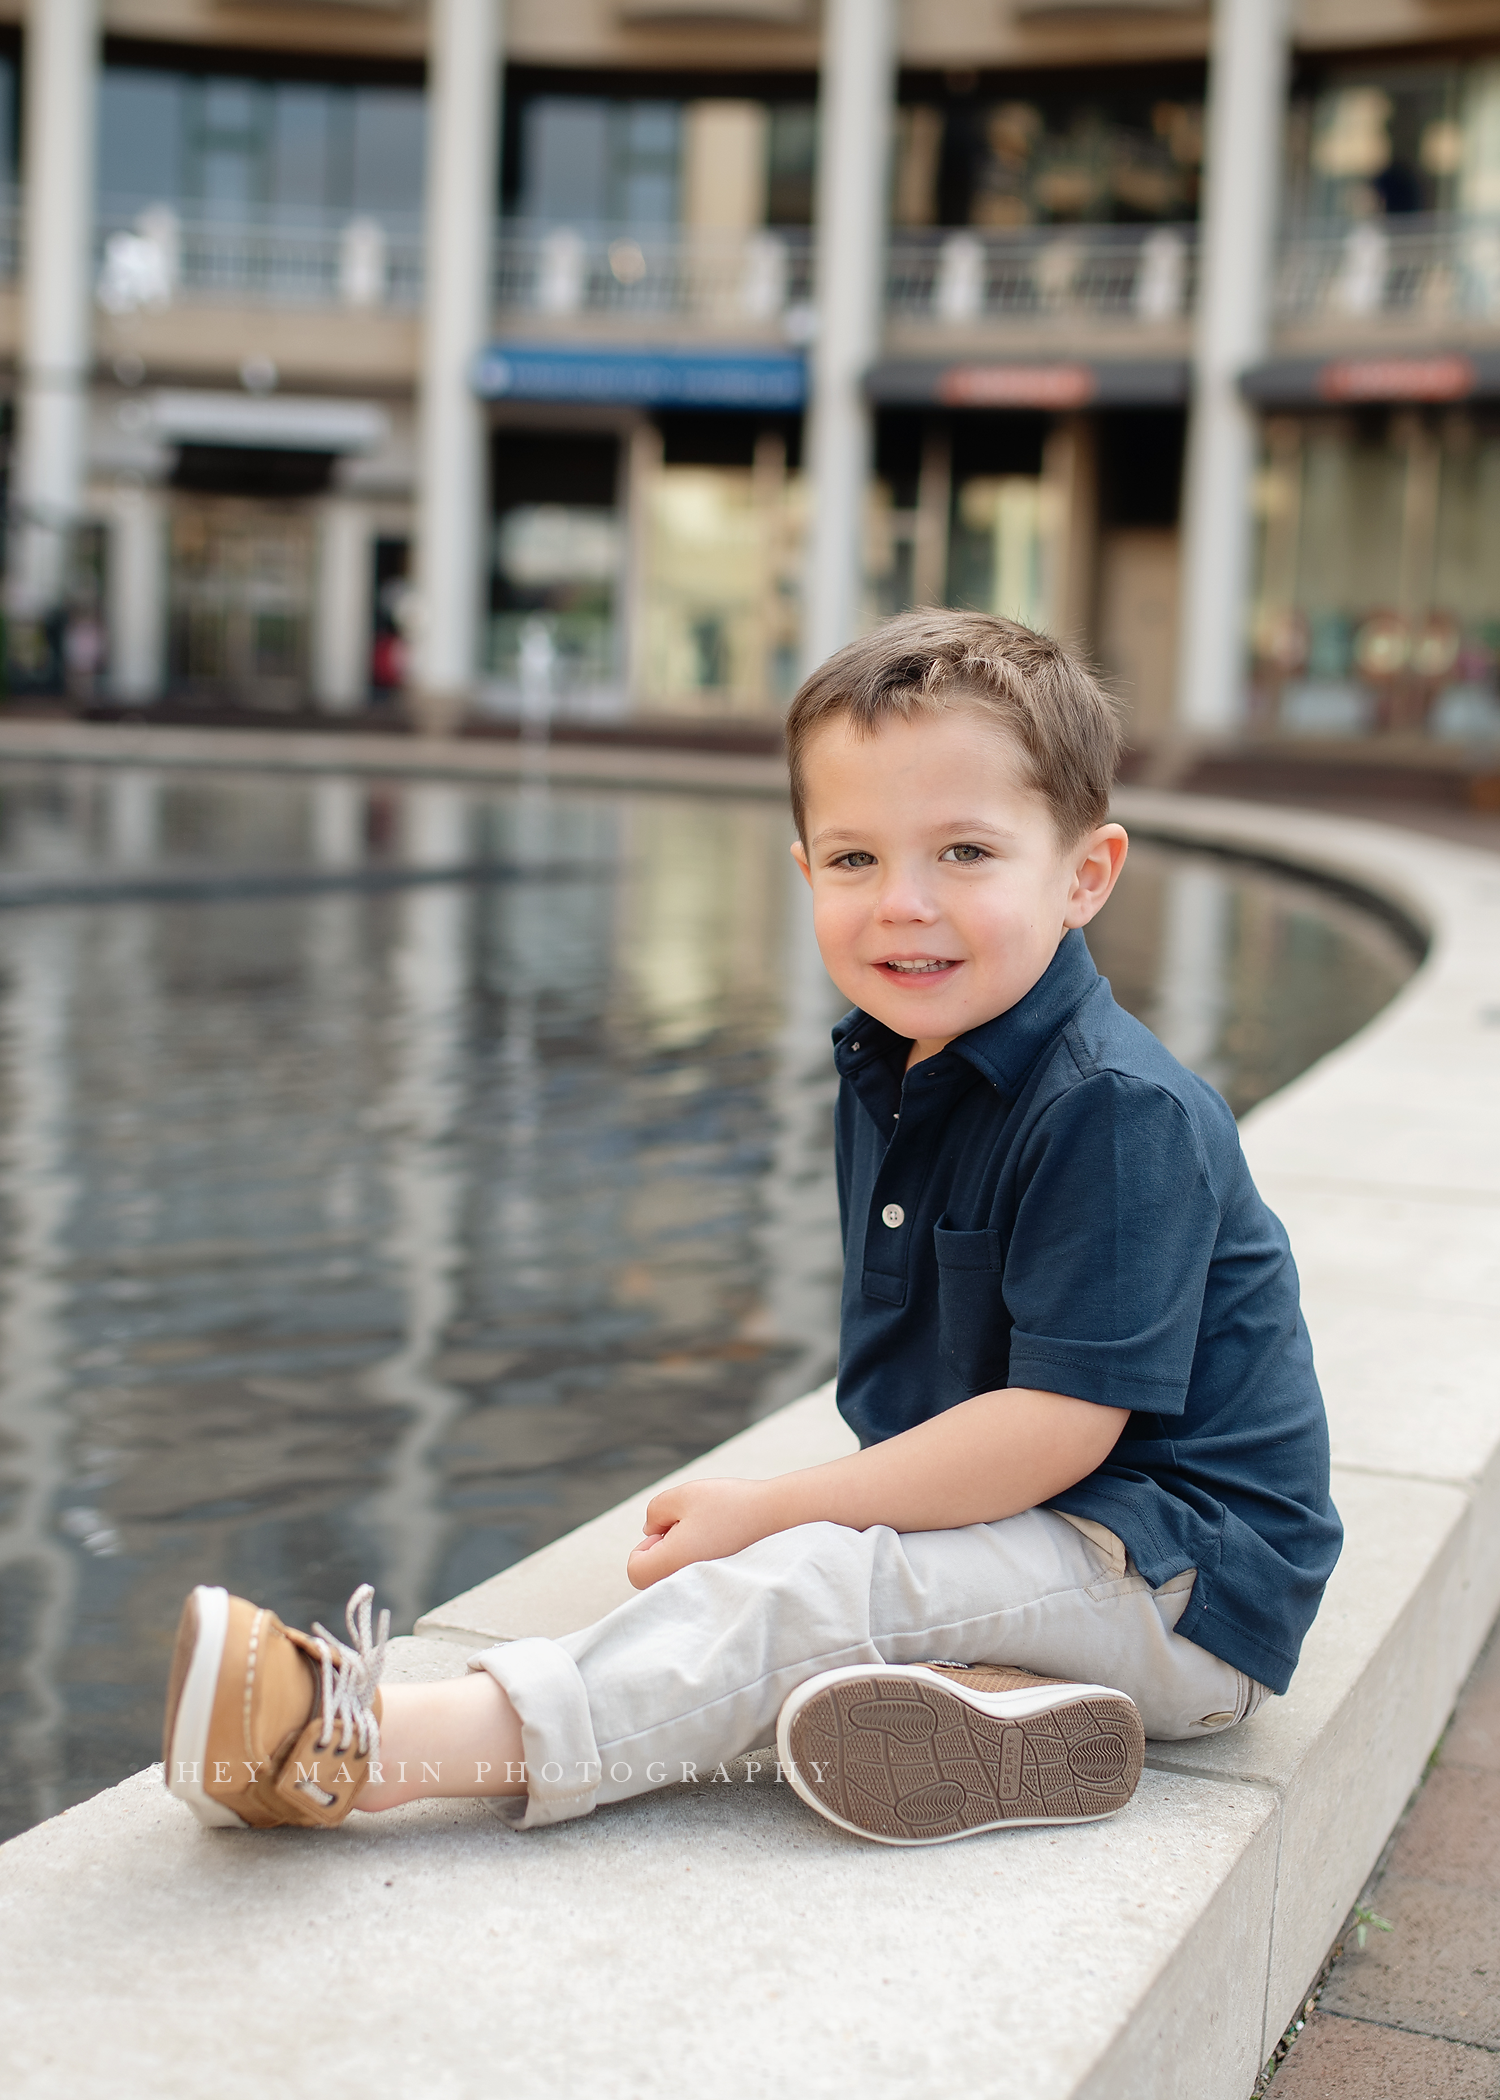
[790,840,812,888]
[1063,823,1128,930]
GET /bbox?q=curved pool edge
[0,714,793,800]
[2,781,1499,2100]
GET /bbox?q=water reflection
[0,765,1414,1838]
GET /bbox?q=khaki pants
[470,1508,1270,1830]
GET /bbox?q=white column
[412,0,502,732]
[104,485,165,703]
[313,497,374,713]
[10,0,100,623]
[1175,0,1292,732]
[801,0,897,676]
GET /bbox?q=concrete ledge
[3,790,1498,2097]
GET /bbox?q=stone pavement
[1272,1621,1500,2099]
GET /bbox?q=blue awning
[472,341,806,411]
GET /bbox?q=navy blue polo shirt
[833,927,1342,1696]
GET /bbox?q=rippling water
[0,764,1416,1839]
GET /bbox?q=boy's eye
[831,850,877,869]
[939,843,989,864]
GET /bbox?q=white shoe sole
[163,1586,247,1829]
[776,1664,1145,1847]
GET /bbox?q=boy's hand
[622,1387,1127,1589]
[627,1478,773,1589]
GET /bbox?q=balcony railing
[92,201,427,314]
[87,208,819,330]
[491,223,816,328]
[0,193,1483,347]
[1274,215,1500,328]
[886,224,1198,328]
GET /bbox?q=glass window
[487,433,623,700]
[640,456,803,715]
[613,103,680,225]
[1251,413,1500,740]
[351,89,427,219]
[0,57,15,185]
[98,68,425,220]
[1288,61,1463,221]
[767,105,817,226]
[949,476,1050,628]
[516,96,680,225]
[932,84,1202,229]
[518,97,612,223]
[98,69,183,207]
[269,84,337,220]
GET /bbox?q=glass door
[167,499,314,709]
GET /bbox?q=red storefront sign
[937,363,1099,409]
[1318,355,1477,403]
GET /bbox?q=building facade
[4,0,1500,753]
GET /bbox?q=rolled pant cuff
[468,1637,602,1829]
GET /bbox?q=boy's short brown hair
[785,608,1123,845]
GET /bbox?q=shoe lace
[309,1583,389,1758]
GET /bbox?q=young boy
[162,610,1342,1848]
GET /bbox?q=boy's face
[792,706,1127,1062]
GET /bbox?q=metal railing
[92,201,426,314]
[886,224,1198,328]
[1274,215,1500,328]
[86,208,818,329]
[0,194,1485,343]
[491,222,816,328]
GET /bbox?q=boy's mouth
[878,957,960,977]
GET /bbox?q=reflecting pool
[0,765,1416,1839]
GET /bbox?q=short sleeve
[1002,1072,1220,1415]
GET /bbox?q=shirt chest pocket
[933,1221,1013,1397]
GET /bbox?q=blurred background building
[3,0,1500,767]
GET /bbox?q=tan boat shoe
[163,1582,388,1829]
[776,1661,1144,1846]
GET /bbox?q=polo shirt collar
[831,929,1099,1098]
[949,929,1099,1093]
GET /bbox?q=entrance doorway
[167,499,315,709]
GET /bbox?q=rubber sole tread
[786,1676,1144,1842]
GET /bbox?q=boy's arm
[625,1387,1128,1589]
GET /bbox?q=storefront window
[1251,413,1500,740]
[485,431,622,717]
[948,476,1053,629]
[487,506,621,701]
[639,452,802,717]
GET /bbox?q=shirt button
[881,1203,905,1228]
[850,1041,860,1052]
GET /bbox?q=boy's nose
[876,877,938,923]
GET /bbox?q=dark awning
[866,357,1190,409]
[472,341,806,411]
[1241,350,1500,407]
